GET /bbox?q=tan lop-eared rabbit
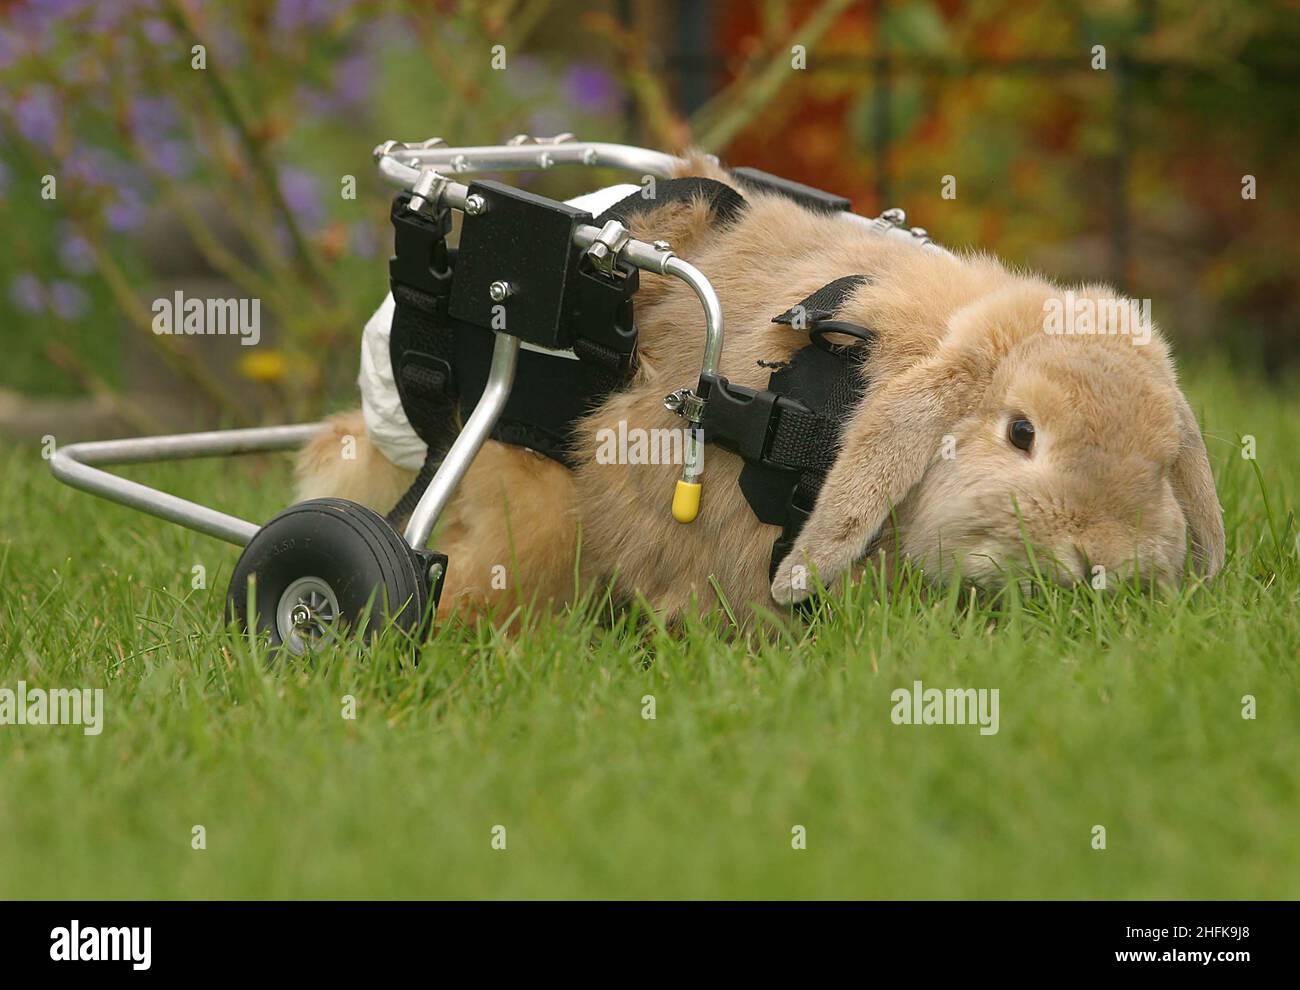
[297,156,1226,622]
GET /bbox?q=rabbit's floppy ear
[1169,391,1225,577]
[770,346,995,605]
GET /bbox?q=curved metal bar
[403,333,521,550]
[381,140,683,179]
[663,256,725,380]
[48,424,324,546]
[378,139,955,261]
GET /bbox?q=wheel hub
[275,576,340,655]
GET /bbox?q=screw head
[464,193,486,215]
[489,280,511,302]
[653,239,672,252]
[881,207,906,225]
[909,226,928,239]
[290,604,312,627]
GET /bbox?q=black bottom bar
[1,900,1292,978]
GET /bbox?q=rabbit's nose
[1066,545,1164,592]
[1042,543,1090,584]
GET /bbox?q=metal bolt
[653,239,672,252]
[581,148,598,165]
[451,154,469,172]
[881,207,906,225]
[290,604,312,627]
[428,561,444,585]
[909,226,928,240]
[489,280,511,302]
[537,152,554,169]
[464,193,486,215]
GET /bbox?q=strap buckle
[690,374,808,467]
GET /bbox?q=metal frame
[48,135,943,566]
[49,424,322,546]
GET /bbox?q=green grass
[1,363,1297,900]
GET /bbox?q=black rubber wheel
[226,498,429,655]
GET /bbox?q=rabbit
[296,155,1225,622]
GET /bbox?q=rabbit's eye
[1007,417,1035,452]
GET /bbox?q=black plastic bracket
[414,548,449,608]
[449,180,593,349]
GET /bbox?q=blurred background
[1,0,1296,440]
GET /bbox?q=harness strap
[595,176,748,230]
[772,274,871,325]
[727,274,873,578]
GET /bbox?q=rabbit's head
[771,281,1225,602]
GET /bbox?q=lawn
[0,362,1296,900]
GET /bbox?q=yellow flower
[239,350,287,383]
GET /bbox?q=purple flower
[14,86,61,147]
[565,63,619,115]
[9,273,45,315]
[141,18,174,46]
[58,228,97,275]
[90,0,156,32]
[0,28,17,70]
[279,167,323,231]
[273,0,339,32]
[128,95,178,144]
[296,85,334,116]
[334,50,372,107]
[295,49,373,115]
[66,144,114,187]
[349,220,378,259]
[106,187,146,232]
[146,139,192,179]
[50,280,89,321]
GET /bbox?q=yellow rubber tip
[672,481,702,523]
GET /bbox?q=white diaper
[358,182,640,470]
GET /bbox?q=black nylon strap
[741,274,876,578]
[389,284,459,456]
[384,449,439,529]
[772,274,871,326]
[596,177,748,229]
